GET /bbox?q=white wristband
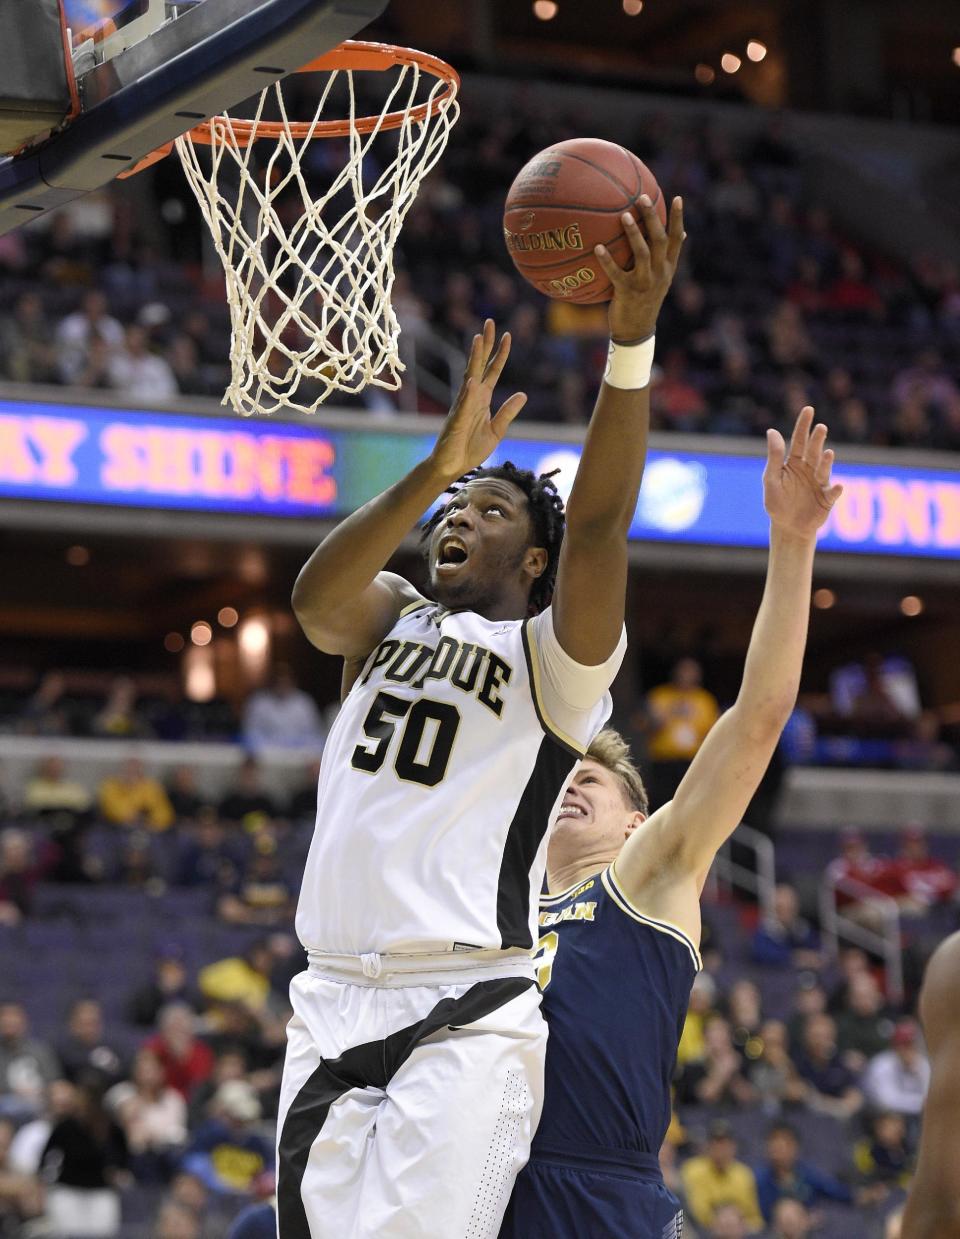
[603,335,655,390]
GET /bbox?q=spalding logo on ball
[503,138,667,304]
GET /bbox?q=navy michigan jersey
[500,863,700,1239]
[296,601,623,957]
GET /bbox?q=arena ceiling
[373,0,960,122]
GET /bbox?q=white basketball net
[175,56,460,416]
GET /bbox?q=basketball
[503,138,667,304]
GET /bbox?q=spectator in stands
[227,1200,276,1239]
[55,999,125,1091]
[18,673,71,738]
[21,754,92,821]
[287,758,322,821]
[675,1015,756,1109]
[166,766,204,823]
[92,676,148,739]
[641,657,720,809]
[862,1019,930,1119]
[106,1048,187,1184]
[753,1120,852,1222]
[794,1013,864,1119]
[681,1120,764,1234]
[889,825,957,912]
[113,830,161,889]
[768,1198,815,1239]
[41,1079,130,1237]
[153,1199,203,1239]
[786,982,829,1054]
[852,1110,914,1191]
[172,806,242,891]
[826,832,897,930]
[676,971,717,1071]
[181,1080,273,1195]
[128,946,198,1028]
[242,664,326,751]
[748,1020,807,1112]
[726,979,764,1056]
[835,972,895,1072]
[99,757,175,832]
[892,349,960,422]
[55,290,125,386]
[709,1203,749,1239]
[825,249,884,318]
[828,946,880,1012]
[218,757,278,830]
[185,1046,249,1129]
[650,348,708,431]
[108,324,179,401]
[217,834,295,927]
[7,1078,76,1176]
[751,883,821,970]
[0,828,50,924]
[0,1117,45,1233]
[144,1004,215,1102]
[0,291,58,385]
[0,1002,59,1122]
[198,939,277,1017]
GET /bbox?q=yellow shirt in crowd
[646,685,720,761]
[680,1155,765,1232]
[98,776,174,831]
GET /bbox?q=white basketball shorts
[276,950,547,1239]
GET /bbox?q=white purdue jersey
[296,600,624,957]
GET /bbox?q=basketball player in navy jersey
[278,196,685,1239]
[900,930,960,1239]
[500,405,844,1239]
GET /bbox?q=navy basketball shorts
[499,1147,684,1239]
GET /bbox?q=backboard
[0,0,388,237]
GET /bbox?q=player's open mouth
[436,536,470,573]
[557,804,588,821]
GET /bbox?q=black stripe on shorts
[277,974,535,1239]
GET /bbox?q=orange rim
[120,40,458,175]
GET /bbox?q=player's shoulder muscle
[298,571,426,659]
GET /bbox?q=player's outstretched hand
[594,196,685,343]
[763,406,844,539]
[429,319,527,480]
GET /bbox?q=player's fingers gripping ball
[503,138,666,303]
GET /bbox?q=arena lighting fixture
[532,0,558,18]
[623,0,643,15]
[720,52,742,73]
[746,39,767,62]
[184,646,216,702]
[65,545,90,566]
[239,616,270,656]
[190,620,213,646]
[900,595,924,617]
[694,63,716,84]
[164,632,185,653]
[812,588,836,610]
[217,606,239,628]
[953,47,960,67]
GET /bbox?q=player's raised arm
[550,196,684,666]
[616,408,843,919]
[291,323,527,656]
[901,931,960,1239]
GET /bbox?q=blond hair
[585,728,649,815]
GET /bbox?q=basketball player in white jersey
[276,195,685,1239]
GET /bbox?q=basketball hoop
[128,41,460,416]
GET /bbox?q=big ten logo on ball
[503,222,584,255]
[545,267,596,297]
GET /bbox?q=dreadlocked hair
[420,462,566,613]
